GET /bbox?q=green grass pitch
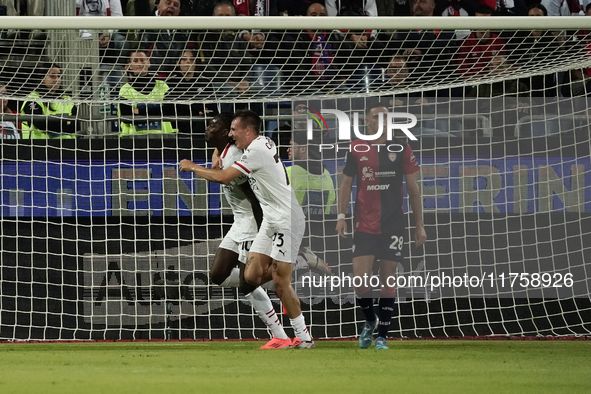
[0,340,590,394]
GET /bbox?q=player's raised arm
[336,173,354,238]
[405,171,427,247]
[179,159,242,185]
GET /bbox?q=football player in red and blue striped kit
[336,101,427,349]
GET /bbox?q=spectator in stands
[127,0,156,15]
[76,0,127,64]
[435,0,479,16]
[0,0,44,16]
[133,0,196,16]
[542,0,588,15]
[385,0,458,84]
[385,55,422,105]
[140,0,194,76]
[434,0,477,40]
[201,1,251,97]
[195,0,279,59]
[506,4,565,97]
[562,3,591,96]
[325,1,385,81]
[166,49,210,101]
[278,0,315,15]
[377,0,412,15]
[481,0,527,15]
[386,56,410,88]
[456,6,506,79]
[436,0,524,15]
[118,50,177,136]
[326,0,378,48]
[413,0,437,15]
[0,83,20,139]
[242,1,280,54]
[283,2,354,93]
[20,63,78,139]
[384,55,460,135]
[194,0,277,15]
[467,56,529,100]
[232,0,278,15]
[466,55,529,137]
[230,1,278,52]
[165,49,218,135]
[0,0,46,42]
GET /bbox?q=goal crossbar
[1,16,589,31]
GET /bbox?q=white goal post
[0,16,590,341]
[1,15,590,30]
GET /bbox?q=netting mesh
[0,20,590,340]
[1,27,590,99]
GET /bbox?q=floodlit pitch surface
[0,340,589,393]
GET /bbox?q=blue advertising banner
[1,156,590,217]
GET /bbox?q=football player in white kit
[180,114,291,349]
[180,110,314,348]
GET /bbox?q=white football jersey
[220,143,258,242]
[232,136,305,229]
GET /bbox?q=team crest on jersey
[362,167,374,181]
[360,156,368,161]
[388,153,397,162]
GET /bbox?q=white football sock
[219,267,240,288]
[247,287,288,340]
[290,314,312,341]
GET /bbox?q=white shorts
[250,219,304,264]
[219,233,254,264]
[219,224,257,264]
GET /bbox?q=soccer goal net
[0,16,590,341]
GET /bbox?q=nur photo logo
[304,108,419,153]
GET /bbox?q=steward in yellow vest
[118,50,177,136]
[286,133,336,216]
[20,64,78,139]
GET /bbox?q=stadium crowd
[0,0,590,139]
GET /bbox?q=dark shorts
[352,221,405,261]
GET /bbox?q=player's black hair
[233,110,261,134]
[214,112,234,133]
[365,100,391,116]
[587,2,591,13]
